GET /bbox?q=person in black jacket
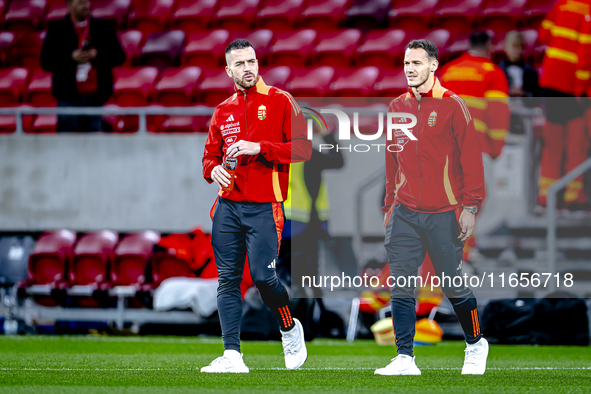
[40,0,125,132]
[497,31,540,99]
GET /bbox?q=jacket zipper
[243,90,248,201]
[416,99,422,209]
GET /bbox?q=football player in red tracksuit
[374,40,489,376]
[201,39,312,373]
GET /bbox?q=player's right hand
[211,164,231,189]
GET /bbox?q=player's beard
[233,71,259,90]
[407,69,429,89]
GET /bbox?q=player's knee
[217,274,242,292]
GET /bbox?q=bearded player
[201,39,311,373]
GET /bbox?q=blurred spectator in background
[440,31,510,161]
[279,120,344,339]
[40,0,125,132]
[439,31,510,261]
[498,31,540,99]
[536,0,591,212]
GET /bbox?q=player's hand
[72,49,90,63]
[211,164,231,189]
[227,140,260,157]
[458,210,475,242]
[86,48,97,60]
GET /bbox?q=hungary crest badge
[258,105,267,120]
[428,111,437,127]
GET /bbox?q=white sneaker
[200,350,249,373]
[374,355,421,375]
[281,318,307,370]
[462,337,489,375]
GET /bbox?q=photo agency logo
[302,107,418,153]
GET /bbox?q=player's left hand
[227,140,261,157]
[458,210,475,242]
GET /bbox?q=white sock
[467,338,483,348]
[224,350,241,360]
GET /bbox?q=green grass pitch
[1,335,590,393]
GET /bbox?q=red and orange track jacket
[538,0,591,95]
[203,76,311,203]
[440,52,510,160]
[383,78,486,215]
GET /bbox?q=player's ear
[431,60,439,73]
[225,65,232,78]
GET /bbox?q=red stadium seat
[261,66,291,90]
[407,28,452,62]
[480,0,528,31]
[212,0,260,30]
[170,0,218,31]
[300,0,349,29]
[3,0,47,32]
[520,28,541,62]
[0,31,15,66]
[230,29,274,64]
[344,0,391,29]
[374,67,408,97]
[25,69,55,107]
[181,29,230,67]
[197,67,235,106]
[70,230,118,287]
[111,231,160,286]
[256,0,304,30]
[140,30,185,70]
[11,31,45,69]
[433,0,483,34]
[154,66,202,105]
[27,230,76,286]
[102,103,157,133]
[28,114,57,133]
[356,29,406,67]
[91,0,132,28]
[0,67,29,106]
[286,66,335,97]
[128,0,176,35]
[153,111,205,132]
[330,66,380,96]
[21,230,76,305]
[522,0,558,29]
[118,30,144,66]
[0,104,32,133]
[43,0,67,27]
[311,29,362,67]
[267,29,317,66]
[444,31,470,62]
[153,66,202,132]
[112,66,158,132]
[388,0,440,30]
[113,66,159,106]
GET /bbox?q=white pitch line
[1,367,590,372]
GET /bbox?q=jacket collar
[234,76,270,96]
[406,77,447,98]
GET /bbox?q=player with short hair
[201,39,312,373]
[375,39,489,376]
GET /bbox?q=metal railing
[0,106,217,134]
[546,157,591,286]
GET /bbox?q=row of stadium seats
[18,229,215,307]
[0,27,543,71]
[0,0,557,34]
